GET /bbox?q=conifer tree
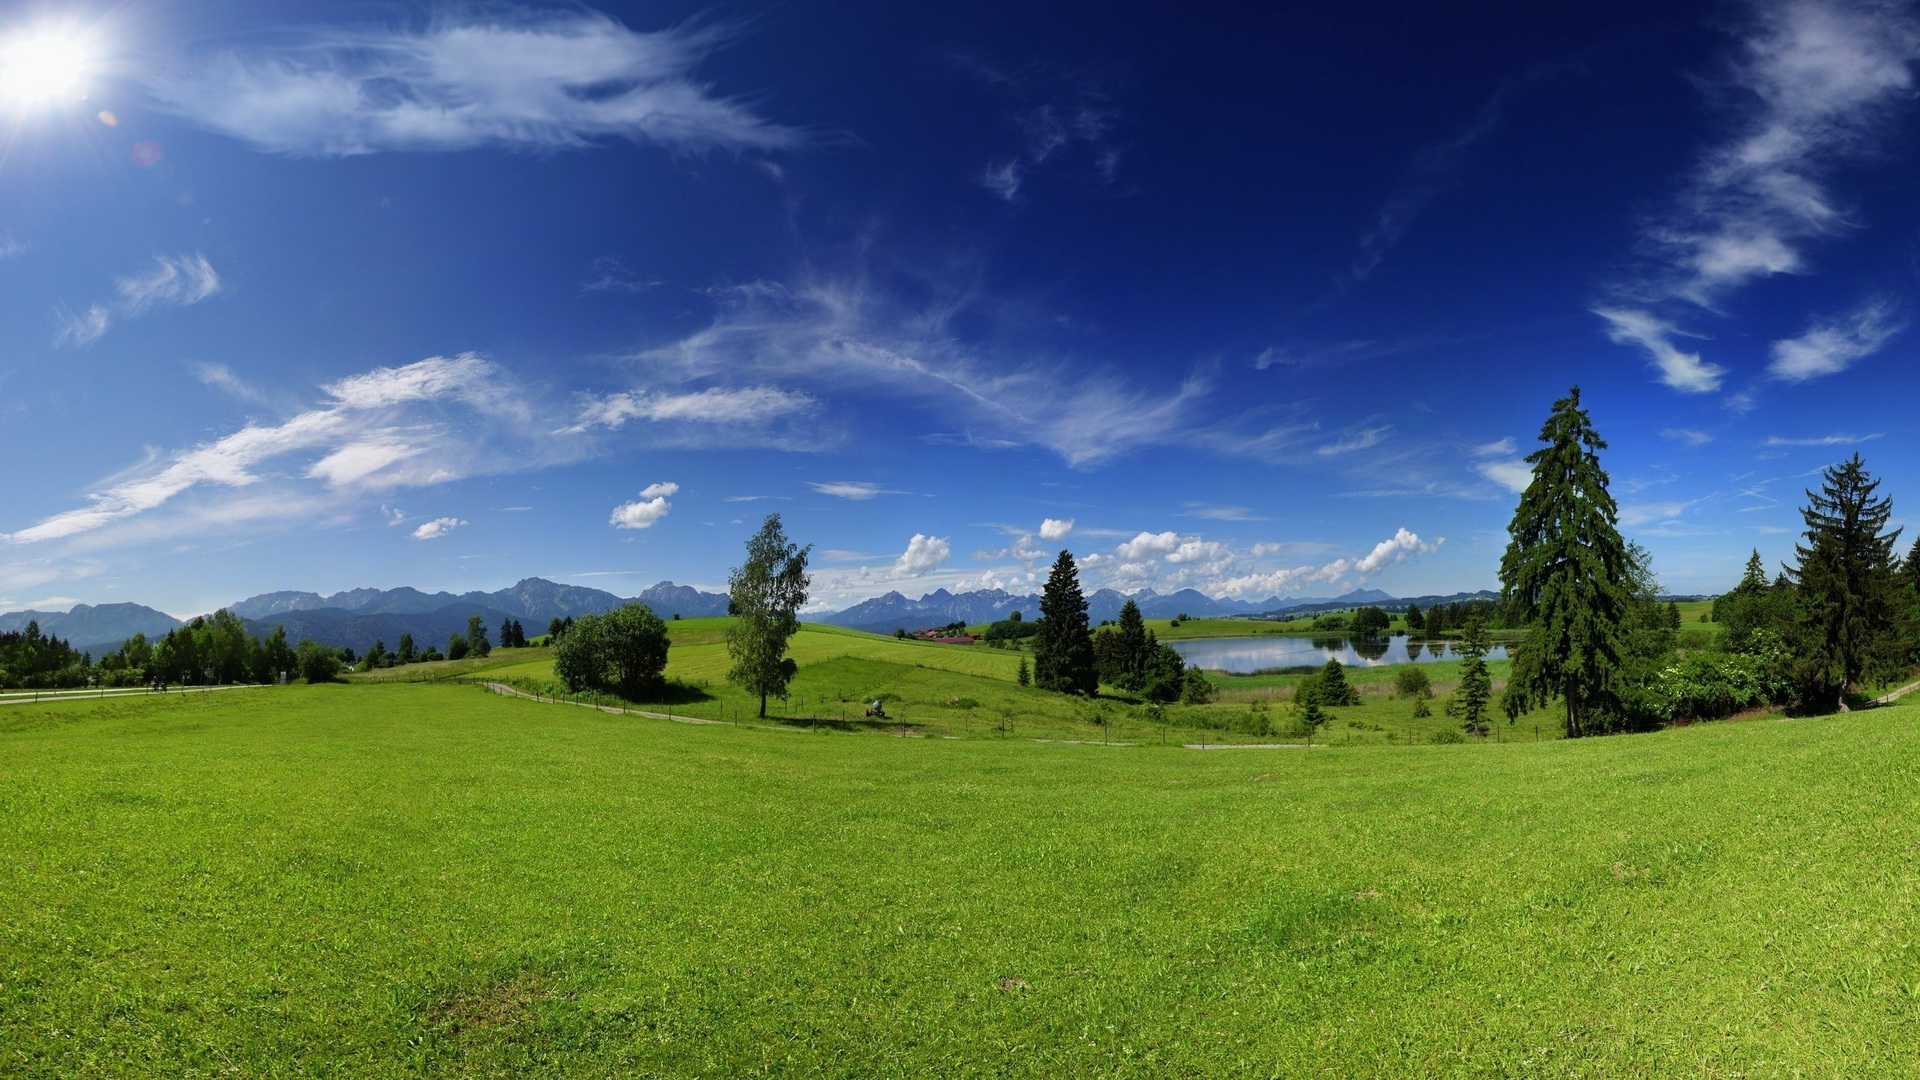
[1115,599,1150,690]
[1318,657,1358,705]
[1788,454,1903,710]
[1498,386,1633,737]
[1033,550,1097,695]
[1447,614,1494,735]
[1404,603,1425,631]
[1016,655,1031,687]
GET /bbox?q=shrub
[1430,728,1465,744]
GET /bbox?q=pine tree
[1788,454,1903,711]
[1447,614,1494,735]
[1404,603,1425,631]
[1114,599,1150,690]
[1016,655,1031,687]
[1498,387,1633,737]
[1318,658,1358,705]
[1033,550,1097,695]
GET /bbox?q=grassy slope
[371,620,1558,744]
[3,683,1919,1077]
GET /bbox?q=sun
[0,30,91,105]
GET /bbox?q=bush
[1430,728,1465,744]
[294,640,341,684]
[553,603,671,699]
[1393,665,1431,699]
[1653,652,1793,722]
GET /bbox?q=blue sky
[3,0,1918,617]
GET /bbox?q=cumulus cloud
[610,482,676,529]
[1351,527,1442,574]
[895,533,952,576]
[1767,296,1904,382]
[143,13,802,157]
[1114,531,1180,560]
[1208,528,1443,599]
[54,254,223,348]
[1038,517,1074,541]
[411,517,466,540]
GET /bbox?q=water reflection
[1167,633,1508,673]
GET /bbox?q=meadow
[4,671,1920,1077]
[359,618,1559,746]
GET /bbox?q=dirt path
[1872,678,1920,705]
[1182,742,1316,750]
[0,684,264,707]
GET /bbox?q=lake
[1167,634,1509,673]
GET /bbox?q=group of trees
[1493,386,1916,737]
[553,605,671,698]
[1030,553,1214,705]
[0,621,91,689]
[1403,600,1504,635]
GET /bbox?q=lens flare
[0,31,90,104]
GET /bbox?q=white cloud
[194,362,273,404]
[411,517,466,540]
[1477,459,1532,493]
[53,305,110,347]
[1618,501,1694,528]
[1767,296,1904,381]
[0,233,25,258]
[1114,531,1180,560]
[1039,517,1074,540]
[1352,527,1443,574]
[640,481,679,499]
[1250,542,1285,557]
[55,254,224,348]
[382,505,406,525]
[980,160,1022,201]
[1180,504,1267,521]
[1595,307,1726,393]
[895,533,952,576]
[610,496,672,529]
[1469,437,1515,457]
[1662,428,1714,446]
[571,385,817,430]
[116,254,222,312]
[1314,425,1391,456]
[809,481,900,500]
[2,354,568,547]
[1597,0,1920,388]
[642,277,1216,467]
[143,13,802,157]
[1762,431,1881,446]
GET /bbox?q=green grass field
[354,619,1562,745]
[4,677,1920,1077]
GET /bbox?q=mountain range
[4,578,1502,656]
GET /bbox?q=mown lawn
[3,681,1919,1077]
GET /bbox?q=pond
[1166,634,1509,673]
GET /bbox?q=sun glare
[0,30,91,104]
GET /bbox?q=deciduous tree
[726,513,812,717]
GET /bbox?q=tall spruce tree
[1498,386,1633,737]
[1787,454,1903,711]
[1447,614,1494,735]
[1033,550,1097,695]
[1114,599,1150,690]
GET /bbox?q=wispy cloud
[1346,69,1559,286]
[967,64,1122,202]
[570,385,817,431]
[193,362,274,405]
[582,256,661,294]
[144,12,803,158]
[1477,459,1533,493]
[0,233,26,259]
[1767,295,1904,381]
[641,276,1216,467]
[1662,427,1715,446]
[54,253,223,348]
[1179,504,1266,522]
[1314,425,1390,457]
[2,354,564,547]
[411,517,466,540]
[1599,0,1920,388]
[809,481,902,501]
[1595,307,1725,393]
[1761,431,1881,446]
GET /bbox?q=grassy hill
[3,679,1918,1076]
